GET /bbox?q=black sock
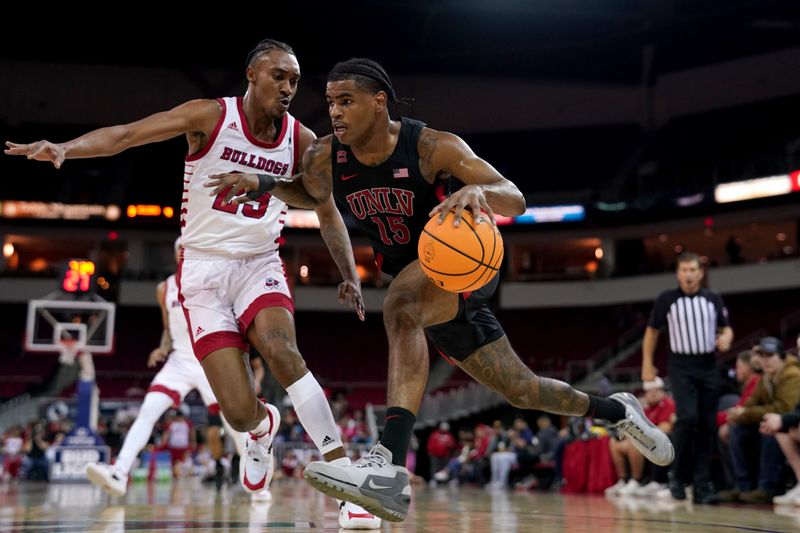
[379,407,416,467]
[584,395,625,422]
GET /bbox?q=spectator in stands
[434,427,486,485]
[330,391,349,422]
[426,422,456,483]
[489,431,516,488]
[720,337,800,504]
[487,420,508,454]
[162,409,196,478]
[508,429,537,488]
[44,432,65,467]
[1,426,25,481]
[341,410,370,445]
[641,251,733,503]
[23,423,50,481]
[511,417,533,446]
[759,398,800,505]
[717,350,761,489]
[606,378,676,496]
[725,236,744,265]
[532,416,559,463]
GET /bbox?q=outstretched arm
[148,281,172,368]
[420,129,526,225]
[203,130,333,210]
[4,99,222,168]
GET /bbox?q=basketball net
[58,338,81,365]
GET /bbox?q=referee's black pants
[667,352,720,486]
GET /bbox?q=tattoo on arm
[418,131,439,181]
[458,336,589,416]
[270,139,333,209]
[319,220,357,280]
[270,174,319,209]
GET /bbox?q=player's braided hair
[328,58,410,104]
[246,39,295,68]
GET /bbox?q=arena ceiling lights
[714,170,800,204]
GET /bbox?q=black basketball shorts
[424,272,505,362]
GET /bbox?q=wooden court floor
[1,478,799,532]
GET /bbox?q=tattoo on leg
[264,329,289,341]
[459,337,588,416]
[532,377,589,416]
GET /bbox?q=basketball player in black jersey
[206,58,674,522]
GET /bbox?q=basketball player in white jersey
[6,38,380,528]
[86,238,272,502]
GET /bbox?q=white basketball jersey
[165,275,194,362]
[181,96,297,259]
[167,419,191,448]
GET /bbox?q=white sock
[286,372,343,455]
[114,392,173,473]
[249,411,275,438]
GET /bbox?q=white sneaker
[774,484,800,505]
[338,500,382,529]
[610,392,675,466]
[250,489,272,503]
[303,443,411,522]
[635,481,666,496]
[242,403,281,494]
[605,479,627,496]
[85,462,128,497]
[618,479,642,495]
[655,487,673,499]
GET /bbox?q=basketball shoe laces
[355,449,389,470]
[619,420,656,451]
[247,437,273,463]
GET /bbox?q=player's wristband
[246,174,277,200]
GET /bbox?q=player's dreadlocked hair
[245,39,295,68]
[328,58,400,103]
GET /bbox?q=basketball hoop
[58,338,82,365]
[25,299,115,355]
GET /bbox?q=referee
[641,252,733,504]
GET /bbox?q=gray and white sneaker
[609,392,675,467]
[303,443,411,522]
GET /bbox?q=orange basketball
[418,210,504,293]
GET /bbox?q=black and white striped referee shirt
[648,288,730,355]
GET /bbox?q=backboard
[25,299,116,354]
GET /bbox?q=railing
[564,320,646,384]
[0,394,46,433]
[414,382,506,429]
[272,440,373,468]
[597,328,770,393]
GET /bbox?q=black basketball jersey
[331,117,449,277]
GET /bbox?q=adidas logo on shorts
[322,435,334,447]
